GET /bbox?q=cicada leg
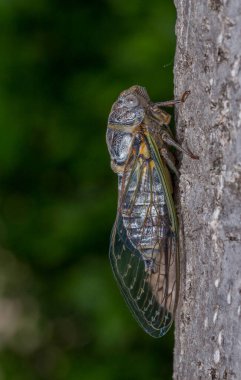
[152,90,190,108]
[160,147,180,177]
[161,132,199,160]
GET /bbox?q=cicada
[106,85,197,338]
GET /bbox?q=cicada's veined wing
[109,140,179,338]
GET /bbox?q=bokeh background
[0,1,176,379]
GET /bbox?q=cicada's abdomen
[120,156,171,273]
[118,147,177,310]
[107,119,172,274]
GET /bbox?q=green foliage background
[0,1,176,379]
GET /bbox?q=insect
[106,85,197,338]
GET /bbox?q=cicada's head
[106,86,150,172]
[108,85,150,127]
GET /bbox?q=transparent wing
[109,138,179,338]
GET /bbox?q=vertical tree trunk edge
[173,1,241,379]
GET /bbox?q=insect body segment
[106,85,194,337]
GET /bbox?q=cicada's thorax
[107,124,170,273]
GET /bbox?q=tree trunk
[173,1,241,379]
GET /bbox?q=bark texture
[173,1,241,379]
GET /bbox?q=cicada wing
[109,149,179,338]
[110,223,177,337]
[145,133,178,233]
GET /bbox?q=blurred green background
[0,1,176,379]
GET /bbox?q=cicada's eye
[124,94,139,108]
[116,98,124,108]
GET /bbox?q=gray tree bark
[173,1,241,379]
